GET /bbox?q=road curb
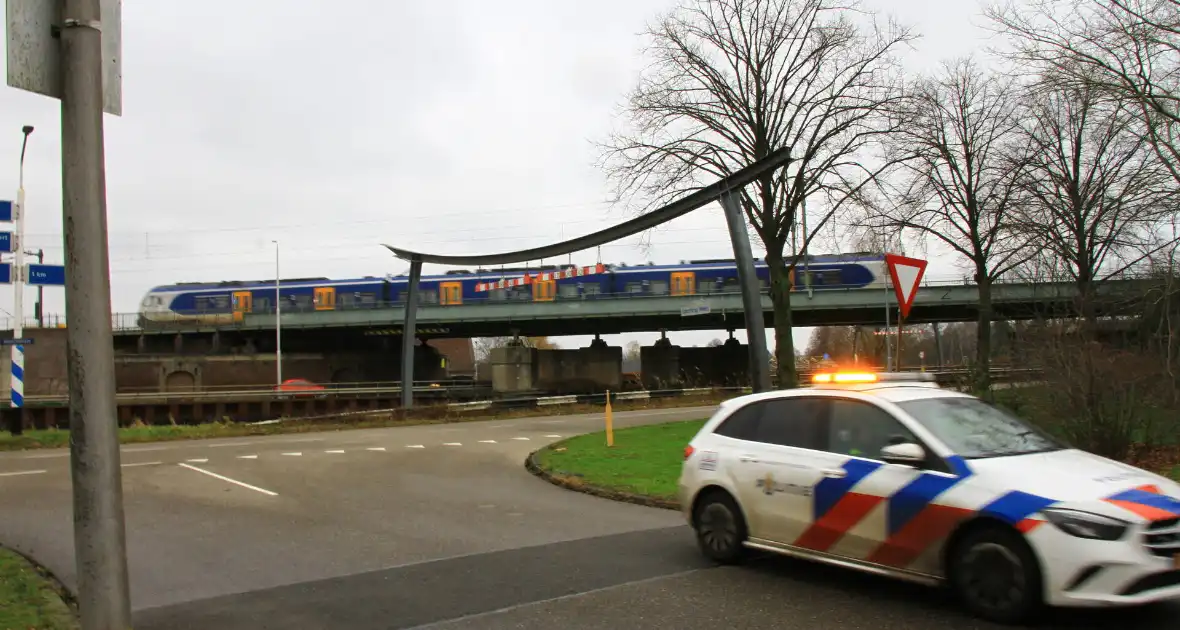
[524,441,681,512]
[1,544,79,626]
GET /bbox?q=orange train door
[671,271,695,296]
[440,281,463,305]
[532,279,556,302]
[232,291,253,322]
[314,287,337,311]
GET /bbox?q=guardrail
[0,275,1160,333]
[0,366,1038,406]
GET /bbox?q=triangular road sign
[884,253,928,319]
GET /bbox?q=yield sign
[884,253,928,319]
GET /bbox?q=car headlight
[1043,508,1129,541]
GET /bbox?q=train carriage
[137,253,888,326]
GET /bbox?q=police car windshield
[895,397,1063,459]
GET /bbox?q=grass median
[0,547,77,630]
[532,419,707,503]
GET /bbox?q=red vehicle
[273,378,326,397]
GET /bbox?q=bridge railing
[0,275,1160,334]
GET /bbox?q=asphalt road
[2,404,1176,629]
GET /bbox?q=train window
[582,283,601,295]
[255,296,272,312]
[625,282,643,294]
[294,295,313,310]
[357,293,377,307]
[558,284,579,299]
[419,291,438,304]
[649,280,669,295]
[488,289,507,301]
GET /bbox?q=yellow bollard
[605,390,614,447]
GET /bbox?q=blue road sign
[0,263,10,284]
[0,200,12,222]
[27,263,65,286]
[2,338,33,345]
[0,232,10,253]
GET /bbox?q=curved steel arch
[390,147,794,407]
[382,146,794,266]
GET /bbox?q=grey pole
[401,259,422,408]
[59,1,133,627]
[719,190,772,392]
[272,240,281,385]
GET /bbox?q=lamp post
[273,240,282,386]
[12,125,33,411]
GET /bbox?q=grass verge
[0,547,77,630]
[532,419,706,504]
[0,394,730,452]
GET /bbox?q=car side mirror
[881,442,925,467]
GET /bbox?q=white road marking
[479,440,497,444]
[22,453,67,459]
[325,450,346,454]
[186,458,209,463]
[545,435,562,438]
[0,469,46,477]
[208,442,254,449]
[282,453,302,457]
[122,445,173,453]
[178,463,278,497]
[443,442,462,446]
[366,447,386,451]
[237,455,258,460]
[512,437,530,441]
[278,437,325,443]
[406,445,425,449]
[121,461,162,468]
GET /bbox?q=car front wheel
[693,491,747,564]
[948,523,1044,625]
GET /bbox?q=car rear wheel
[693,491,747,564]
[948,523,1043,625]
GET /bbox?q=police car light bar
[811,371,936,384]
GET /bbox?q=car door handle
[820,468,847,478]
[739,455,759,463]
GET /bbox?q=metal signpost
[884,253,928,371]
[6,1,131,628]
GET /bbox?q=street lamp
[14,126,32,336]
[273,240,282,386]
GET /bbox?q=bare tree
[1013,82,1178,321]
[598,0,915,387]
[863,57,1032,392]
[984,0,1180,185]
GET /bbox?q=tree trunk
[767,252,797,388]
[975,274,993,395]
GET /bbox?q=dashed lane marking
[178,463,278,497]
[325,450,346,454]
[545,435,562,438]
[186,458,208,463]
[237,455,258,460]
[208,442,255,449]
[443,442,462,447]
[0,470,46,477]
[512,437,530,441]
[282,453,302,457]
[366,447,386,451]
[121,461,163,468]
[406,445,425,449]
[479,440,496,444]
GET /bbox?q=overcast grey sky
[0,0,993,352]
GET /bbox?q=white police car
[677,371,1180,624]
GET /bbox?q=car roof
[719,382,974,407]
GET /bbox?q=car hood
[965,448,1180,521]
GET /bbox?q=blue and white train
[137,253,888,326]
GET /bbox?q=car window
[712,398,827,450]
[712,403,763,441]
[895,397,1064,459]
[755,398,827,450]
[827,398,919,460]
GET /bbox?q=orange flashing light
[812,372,878,384]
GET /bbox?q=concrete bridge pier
[490,336,623,395]
[640,331,750,389]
